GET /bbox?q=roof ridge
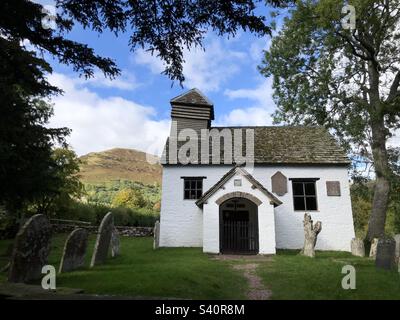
[170,88,213,106]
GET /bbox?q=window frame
[290,178,319,211]
[181,176,206,200]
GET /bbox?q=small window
[183,177,203,200]
[234,179,242,186]
[292,180,318,211]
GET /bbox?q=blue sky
[37,1,283,156]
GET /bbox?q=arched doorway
[219,197,259,254]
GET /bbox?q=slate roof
[161,126,350,165]
[195,165,282,207]
[171,88,213,106]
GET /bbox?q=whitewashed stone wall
[160,166,203,247]
[160,165,355,252]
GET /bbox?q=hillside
[79,148,162,185]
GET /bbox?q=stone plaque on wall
[326,181,341,196]
[271,171,287,196]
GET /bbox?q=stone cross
[8,214,52,283]
[59,228,89,273]
[90,212,113,267]
[300,213,321,258]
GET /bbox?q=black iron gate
[220,210,258,254]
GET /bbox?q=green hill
[79,148,162,185]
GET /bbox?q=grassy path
[233,263,271,300]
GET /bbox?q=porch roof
[195,165,282,207]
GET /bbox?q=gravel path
[233,263,272,300]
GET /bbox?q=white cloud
[216,107,273,126]
[216,78,275,126]
[47,73,170,156]
[74,70,141,91]
[388,130,400,148]
[133,37,247,92]
[133,50,166,74]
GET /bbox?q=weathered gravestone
[351,238,365,257]
[153,220,160,250]
[375,237,397,271]
[369,238,379,258]
[110,228,120,258]
[90,212,113,267]
[394,234,400,259]
[8,214,52,283]
[59,228,89,273]
[393,234,400,273]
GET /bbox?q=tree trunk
[366,117,391,241]
[301,213,322,257]
[365,62,391,242]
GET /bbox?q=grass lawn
[258,250,400,300]
[0,234,247,299]
[1,236,399,299]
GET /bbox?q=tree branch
[387,70,400,102]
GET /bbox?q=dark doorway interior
[219,198,259,254]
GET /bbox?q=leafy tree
[1,0,290,82]
[260,0,400,240]
[0,39,69,216]
[350,180,373,237]
[112,188,146,209]
[1,0,111,215]
[0,0,290,215]
[33,148,84,216]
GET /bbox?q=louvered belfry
[170,88,214,134]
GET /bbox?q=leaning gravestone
[110,228,120,258]
[153,220,160,250]
[375,237,397,271]
[351,238,365,257]
[90,212,113,267]
[394,234,400,273]
[394,234,400,259]
[369,238,379,258]
[59,228,89,273]
[8,214,52,283]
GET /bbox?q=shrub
[54,200,159,227]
